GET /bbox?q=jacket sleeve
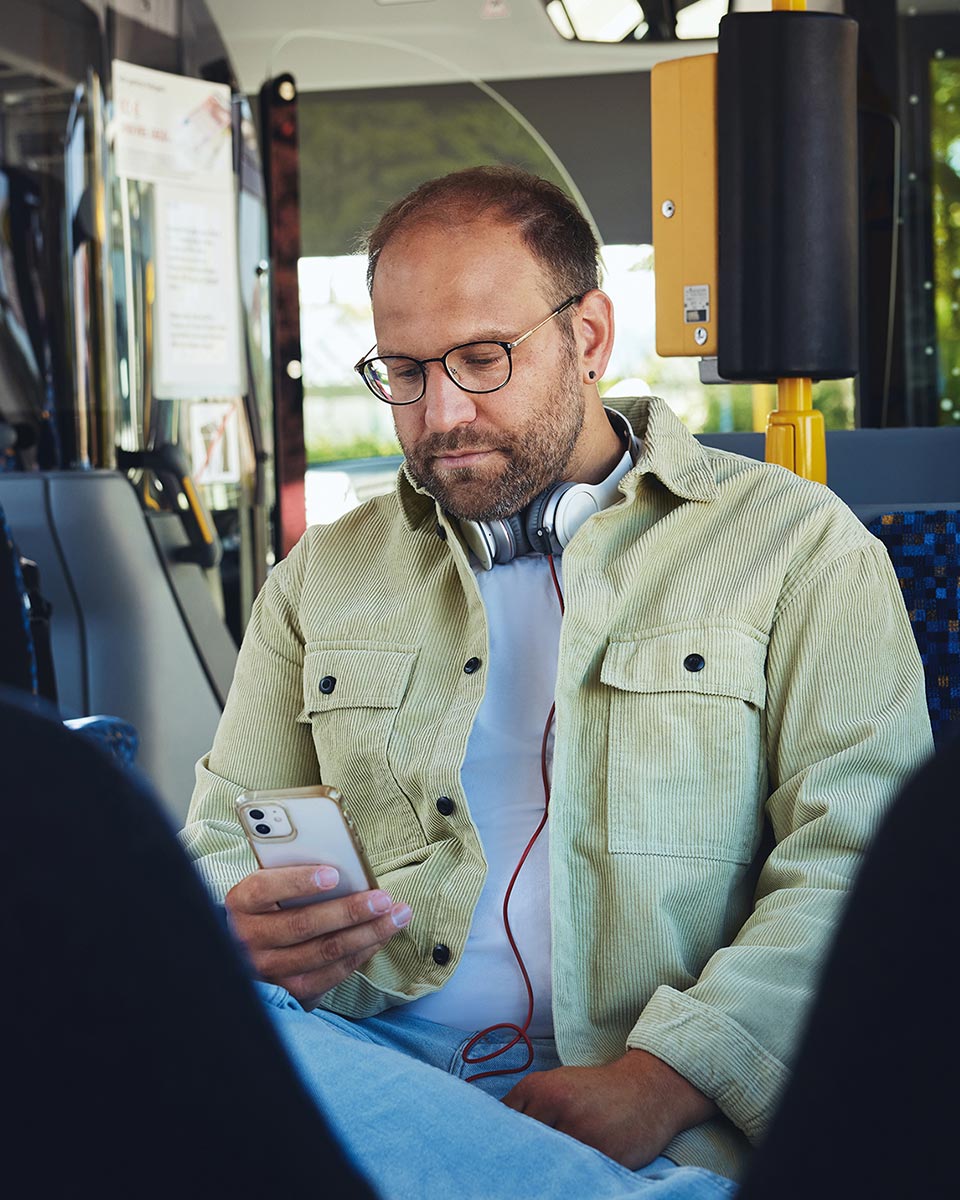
[625,536,933,1145]
[178,528,322,902]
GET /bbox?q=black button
[432,943,451,965]
[436,796,455,816]
[683,654,705,673]
[436,523,447,540]
[319,675,337,693]
[463,657,481,674]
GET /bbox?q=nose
[421,361,477,434]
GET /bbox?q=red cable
[461,555,564,1082]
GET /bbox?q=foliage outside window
[299,245,853,470]
[930,56,960,427]
[297,87,853,473]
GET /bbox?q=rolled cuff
[626,985,790,1144]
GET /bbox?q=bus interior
[0,3,957,817]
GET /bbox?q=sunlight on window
[930,56,960,427]
[297,241,855,494]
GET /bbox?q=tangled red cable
[461,554,564,1083]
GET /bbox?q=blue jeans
[257,983,739,1200]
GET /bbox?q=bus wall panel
[0,471,230,825]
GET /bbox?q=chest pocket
[298,644,424,863]
[600,625,767,863]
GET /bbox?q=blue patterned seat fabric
[868,510,960,746]
[64,715,140,768]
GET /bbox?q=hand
[502,1048,716,1169]
[225,864,412,1010]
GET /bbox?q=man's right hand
[225,865,412,1010]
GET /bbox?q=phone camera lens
[255,823,271,835]
[249,808,265,820]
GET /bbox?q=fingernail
[314,866,339,889]
[391,904,412,928]
[368,890,393,914]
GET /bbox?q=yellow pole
[764,0,827,483]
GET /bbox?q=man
[181,166,931,1185]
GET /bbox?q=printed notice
[152,185,246,400]
[113,60,232,188]
[189,401,242,485]
[683,284,711,324]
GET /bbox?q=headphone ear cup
[459,516,527,568]
[459,520,497,571]
[488,517,521,565]
[525,484,569,555]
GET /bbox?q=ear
[573,289,615,383]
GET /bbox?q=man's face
[371,215,588,523]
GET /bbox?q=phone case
[236,785,377,907]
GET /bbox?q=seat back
[1,499,138,764]
[0,501,39,695]
[867,510,960,746]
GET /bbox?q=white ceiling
[199,0,959,97]
[202,0,712,95]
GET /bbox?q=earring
[588,371,596,380]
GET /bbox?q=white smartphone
[236,785,377,908]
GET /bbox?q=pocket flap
[300,645,418,717]
[601,625,767,708]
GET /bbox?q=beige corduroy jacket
[181,397,932,1180]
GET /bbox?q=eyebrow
[379,328,513,358]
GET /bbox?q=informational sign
[113,60,232,189]
[189,400,242,485]
[111,59,246,401]
[152,185,245,400]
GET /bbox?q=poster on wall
[152,184,245,400]
[111,59,246,401]
[189,400,242,485]
[113,59,233,188]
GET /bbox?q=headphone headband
[456,441,635,570]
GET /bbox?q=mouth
[431,448,499,470]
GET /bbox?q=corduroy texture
[181,397,932,1181]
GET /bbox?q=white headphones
[457,442,635,571]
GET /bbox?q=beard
[399,340,586,523]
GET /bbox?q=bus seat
[63,714,140,768]
[0,471,235,823]
[0,502,40,696]
[0,498,139,767]
[866,510,960,747]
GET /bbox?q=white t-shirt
[404,424,638,1037]
[404,554,562,1036]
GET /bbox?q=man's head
[362,167,619,523]
[365,166,600,307]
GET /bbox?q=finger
[227,864,344,914]
[280,945,384,1010]
[502,1079,559,1126]
[501,1088,526,1114]
[260,902,412,980]
[262,889,403,950]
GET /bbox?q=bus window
[930,53,960,427]
[296,65,857,528]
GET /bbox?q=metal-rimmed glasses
[354,294,583,406]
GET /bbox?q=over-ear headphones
[456,443,634,570]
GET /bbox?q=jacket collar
[612,396,720,504]
[395,395,719,531]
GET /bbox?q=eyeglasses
[354,294,583,406]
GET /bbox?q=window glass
[300,241,854,523]
[297,79,855,524]
[930,55,960,426]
